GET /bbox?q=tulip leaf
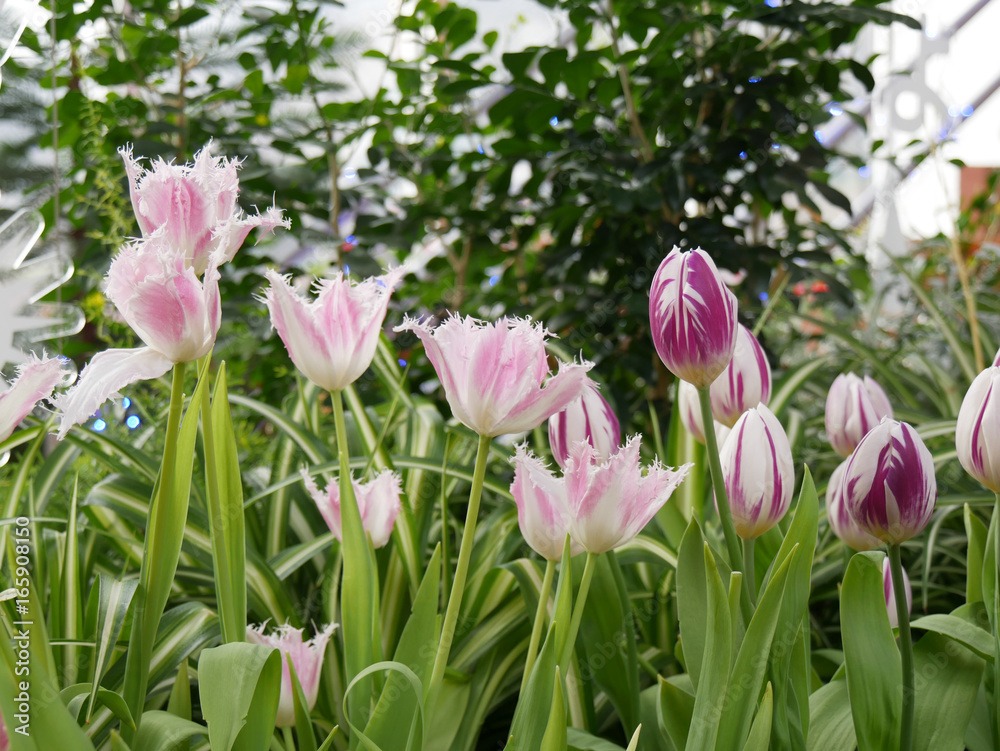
[87,574,138,722]
[805,674,855,751]
[344,662,424,751]
[910,609,994,663]
[664,380,706,525]
[167,659,192,751]
[539,666,568,751]
[676,520,707,689]
[656,674,694,750]
[965,505,987,604]
[841,551,901,751]
[686,543,732,750]
[912,630,985,751]
[566,727,628,751]
[367,545,441,751]
[505,624,558,751]
[552,537,574,665]
[131,711,207,751]
[198,642,282,751]
[205,362,248,643]
[741,683,773,751]
[289,658,318,751]
[625,725,641,751]
[716,546,798,750]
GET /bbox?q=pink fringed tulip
[825,459,880,551]
[121,143,288,275]
[956,367,1000,492]
[566,436,690,554]
[708,324,771,427]
[246,622,337,727]
[547,379,620,468]
[0,354,71,442]
[54,237,222,438]
[649,247,738,387]
[718,404,794,539]
[677,380,731,446]
[882,557,912,630]
[843,419,936,545]
[825,373,893,458]
[510,445,583,560]
[264,268,405,393]
[301,469,402,549]
[395,315,593,437]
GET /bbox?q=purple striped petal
[956,367,1000,492]
[649,247,738,387]
[718,403,794,539]
[547,379,621,467]
[882,557,912,630]
[709,324,772,427]
[825,458,881,551]
[843,419,936,544]
[825,372,893,458]
[395,315,593,437]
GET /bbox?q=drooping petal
[53,347,173,440]
[0,354,72,443]
[510,444,581,560]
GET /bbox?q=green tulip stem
[888,543,914,751]
[521,558,556,694]
[696,384,753,621]
[429,433,492,691]
[282,726,295,751]
[743,537,756,608]
[559,551,598,670]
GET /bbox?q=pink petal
[354,470,403,549]
[52,347,174,440]
[0,354,71,443]
[510,444,580,560]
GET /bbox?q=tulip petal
[0,355,71,443]
[53,347,174,440]
[510,444,580,560]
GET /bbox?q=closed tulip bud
[649,246,739,388]
[842,419,936,545]
[956,367,1000,492]
[0,355,72,443]
[510,445,583,560]
[301,469,402,549]
[54,237,223,439]
[825,459,881,551]
[548,380,620,467]
[246,623,337,727]
[825,373,893,458]
[264,267,405,393]
[882,557,912,630]
[566,436,691,554]
[121,143,288,275]
[395,315,592,437]
[718,403,794,539]
[677,380,731,445]
[708,324,772,427]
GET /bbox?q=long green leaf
[741,683,773,751]
[199,642,282,751]
[912,631,985,751]
[87,574,139,721]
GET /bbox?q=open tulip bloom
[511,444,584,561]
[547,378,620,468]
[54,236,223,438]
[264,266,406,393]
[0,354,72,443]
[246,622,337,728]
[396,314,593,438]
[825,372,893,459]
[121,142,288,276]
[301,468,402,549]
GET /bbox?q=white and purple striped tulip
[566,436,691,554]
[55,236,223,439]
[842,419,936,545]
[247,622,337,727]
[510,444,583,560]
[121,143,288,275]
[0,354,72,443]
[718,403,794,539]
[956,367,1000,492]
[395,315,593,437]
[649,247,738,388]
[677,380,731,446]
[825,373,893,459]
[264,267,405,393]
[547,379,620,468]
[825,459,880,551]
[708,324,772,427]
[882,557,912,630]
[301,469,402,549]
